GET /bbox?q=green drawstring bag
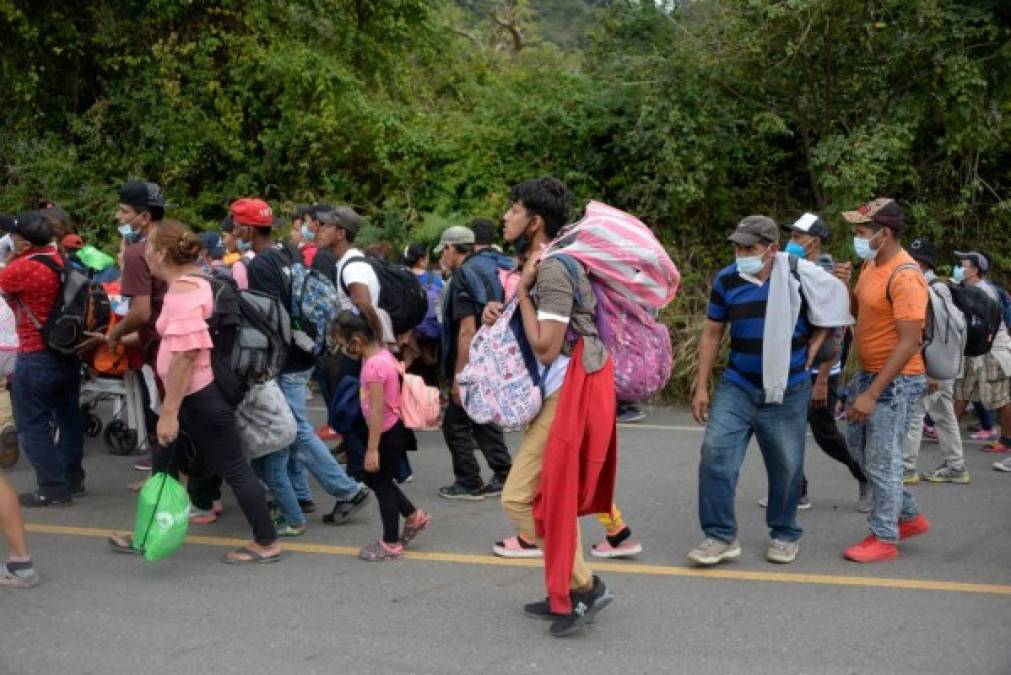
[133,472,190,561]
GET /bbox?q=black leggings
[156,382,277,547]
[363,421,418,544]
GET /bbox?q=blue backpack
[284,260,339,357]
[327,375,363,435]
[416,272,443,340]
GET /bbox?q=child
[331,308,431,561]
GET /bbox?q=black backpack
[17,253,110,356]
[946,283,1003,357]
[340,256,428,335]
[201,274,291,407]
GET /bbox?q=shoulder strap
[338,255,372,296]
[552,253,587,309]
[15,254,66,330]
[787,253,800,281]
[885,263,923,304]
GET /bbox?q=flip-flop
[220,547,282,565]
[108,533,143,555]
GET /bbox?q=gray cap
[434,225,476,254]
[954,250,989,274]
[316,206,363,234]
[728,215,779,247]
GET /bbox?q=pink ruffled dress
[155,276,214,396]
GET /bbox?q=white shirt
[335,248,380,312]
[535,311,571,399]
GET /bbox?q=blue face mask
[785,241,807,258]
[117,224,134,239]
[736,250,768,276]
[237,239,252,254]
[301,224,315,243]
[952,265,965,283]
[853,230,882,261]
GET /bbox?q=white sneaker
[757,495,811,510]
[993,457,1011,472]
[767,538,799,564]
[687,538,741,566]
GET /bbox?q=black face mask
[511,218,535,257]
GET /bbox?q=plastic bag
[133,472,190,561]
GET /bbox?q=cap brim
[952,251,973,259]
[841,210,873,224]
[433,243,447,254]
[728,232,761,246]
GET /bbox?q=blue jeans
[278,368,360,499]
[699,378,810,543]
[251,447,305,528]
[846,372,926,543]
[287,449,312,502]
[11,351,85,500]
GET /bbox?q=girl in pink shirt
[332,307,430,561]
[108,220,279,565]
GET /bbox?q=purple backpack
[456,299,550,430]
[554,255,673,402]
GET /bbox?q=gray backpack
[885,265,966,380]
[922,279,966,380]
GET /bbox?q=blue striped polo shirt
[707,263,812,393]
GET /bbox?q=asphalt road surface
[2,405,1009,675]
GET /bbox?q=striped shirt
[708,263,812,393]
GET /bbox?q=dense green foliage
[2,1,1009,396]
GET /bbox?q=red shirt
[0,248,62,353]
[120,238,167,364]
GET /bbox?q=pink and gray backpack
[547,202,679,402]
[456,298,551,430]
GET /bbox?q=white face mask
[853,229,883,261]
[736,248,770,276]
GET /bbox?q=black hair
[450,243,475,256]
[509,177,570,238]
[469,218,496,245]
[138,205,165,222]
[15,210,54,246]
[402,242,428,267]
[332,307,383,347]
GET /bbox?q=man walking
[902,238,970,484]
[437,226,512,500]
[838,198,930,563]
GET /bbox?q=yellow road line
[26,523,1011,597]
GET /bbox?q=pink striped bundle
[547,201,679,310]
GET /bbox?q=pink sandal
[401,510,431,547]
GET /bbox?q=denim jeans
[287,449,312,502]
[251,447,305,528]
[847,371,926,543]
[698,378,810,543]
[11,351,85,500]
[278,368,360,499]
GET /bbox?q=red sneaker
[899,514,930,540]
[981,441,1010,453]
[844,535,898,563]
[316,425,341,443]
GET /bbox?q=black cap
[908,238,936,269]
[469,218,496,246]
[118,180,166,209]
[783,212,832,244]
[1,211,53,247]
[308,203,333,218]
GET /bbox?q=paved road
[2,405,1009,674]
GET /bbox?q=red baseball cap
[230,198,281,227]
[61,234,84,250]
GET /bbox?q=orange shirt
[854,249,928,375]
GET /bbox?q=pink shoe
[401,509,431,547]
[922,426,938,442]
[980,440,1010,453]
[212,500,223,515]
[188,507,218,525]
[358,540,403,562]
[590,538,644,559]
[970,429,997,442]
[492,535,543,559]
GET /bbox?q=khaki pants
[501,394,593,592]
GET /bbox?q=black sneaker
[323,487,370,525]
[71,481,86,497]
[523,598,560,621]
[479,476,507,497]
[298,499,317,514]
[19,491,72,508]
[549,575,613,637]
[439,483,484,501]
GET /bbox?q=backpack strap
[885,263,924,304]
[551,253,587,310]
[337,255,373,297]
[787,253,800,281]
[15,253,65,331]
